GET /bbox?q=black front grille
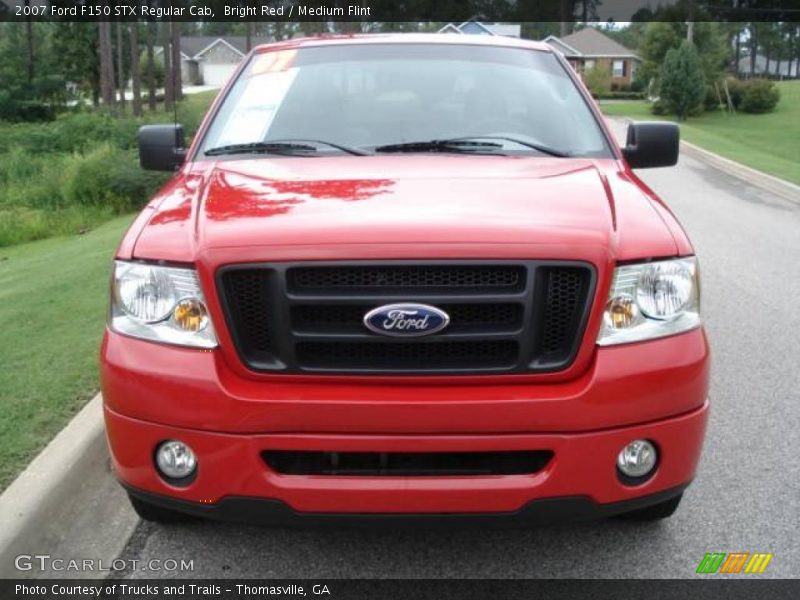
[288,265,525,294]
[263,450,553,476]
[217,261,594,375]
[292,303,524,334]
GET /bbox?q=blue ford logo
[363,304,450,337]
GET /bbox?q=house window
[612,60,626,77]
[584,59,595,71]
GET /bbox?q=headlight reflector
[116,263,179,323]
[597,257,700,346]
[636,261,693,319]
[110,261,217,348]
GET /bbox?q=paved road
[115,123,800,579]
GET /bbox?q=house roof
[484,23,522,37]
[546,28,639,59]
[162,36,272,60]
[738,55,796,77]
[437,21,521,38]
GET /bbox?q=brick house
[544,29,641,88]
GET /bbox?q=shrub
[704,84,722,111]
[583,65,612,98]
[659,41,706,120]
[629,74,649,94]
[740,79,780,113]
[0,90,216,246]
[594,91,646,100]
[62,144,166,211]
[0,205,114,247]
[139,53,166,89]
[725,77,745,109]
[651,99,671,115]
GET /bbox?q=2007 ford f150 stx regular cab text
[102,34,709,524]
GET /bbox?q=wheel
[128,494,197,524]
[617,493,683,522]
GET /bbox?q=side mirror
[622,122,679,169]
[138,124,186,171]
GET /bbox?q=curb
[0,394,138,579]
[609,117,800,204]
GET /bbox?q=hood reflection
[205,169,395,221]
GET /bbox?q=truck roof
[252,33,554,55]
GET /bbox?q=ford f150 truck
[102,34,709,524]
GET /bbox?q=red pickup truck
[102,34,709,524]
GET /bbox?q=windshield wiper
[373,139,507,155]
[265,138,371,156]
[205,139,369,157]
[374,137,569,158]
[205,142,319,157]
[449,136,571,158]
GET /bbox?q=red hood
[130,155,679,263]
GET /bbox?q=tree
[161,22,173,112]
[98,20,116,110]
[145,18,157,111]
[171,21,183,102]
[116,20,126,111]
[51,23,100,105]
[639,21,728,87]
[130,23,142,117]
[24,0,34,84]
[660,41,705,120]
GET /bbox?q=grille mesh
[287,265,525,293]
[296,340,519,370]
[220,270,272,355]
[539,268,588,356]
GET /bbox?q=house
[544,28,640,88]
[157,36,270,87]
[437,21,522,38]
[737,55,798,79]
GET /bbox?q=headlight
[597,257,700,346]
[110,261,217,348]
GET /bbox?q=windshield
[199,43,612,158]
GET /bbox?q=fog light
[617,439,657,479]
[155,440,197,480]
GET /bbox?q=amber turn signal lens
[172,298,209,332]
[605,295,638,329]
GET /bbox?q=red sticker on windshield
[250,50,297,75]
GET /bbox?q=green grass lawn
[0,215,132,490]
[601,81,800,185]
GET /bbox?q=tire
[617,493,683,522]
[128,494,197,524]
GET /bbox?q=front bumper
[102,325,709,516]
[105,401,708,515]
[124,483,690,525]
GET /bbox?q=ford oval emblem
[363,303,450,337]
